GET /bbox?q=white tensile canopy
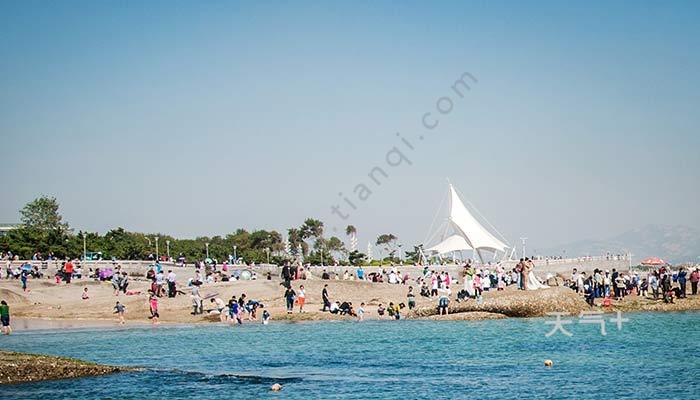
[424,183,510,263]
[425,234,472,254]
[448,184,508,253]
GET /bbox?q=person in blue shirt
[357,267,364,280]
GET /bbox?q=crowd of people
[568,265,700,306]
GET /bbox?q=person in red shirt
[63,260,74,284]
[690,268,700,296]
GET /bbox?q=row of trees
[0,197,422,265]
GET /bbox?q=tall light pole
[166,240,170,259]
[233,245,237,263]
[155,237,159,261]
[520,237,528,259]
[82,232,87,261]
[265,247,270,264]
[205,242,209,259]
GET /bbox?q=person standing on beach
[297,285,306,313]
[357,302,366,321]
[119,272,129,293]
[111,272,121,296]
[191,283,203,315]
[322,284,331,311]
[281,263,291,288]
[284,287,296,314]
[167,270,177,298]
[0,300,11,335]
[64,259,74,283]
[407,286,416,310]
[690,268,700,296]
[516,259,524,290]
[677,267,688,298]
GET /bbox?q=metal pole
[205,243,209,259]
[166,240,170,259]
[83,233,87,261]
[233,245,237,263]
[155,237,159,260]
[520,237,528,258]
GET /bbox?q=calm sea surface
[1,312,699,399]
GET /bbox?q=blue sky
[2,1,699,254]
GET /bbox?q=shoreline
[4,277,700,332]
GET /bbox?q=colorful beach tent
[640,257,666,266]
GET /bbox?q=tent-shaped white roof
[426,234,472,255]
[448,184,508,253]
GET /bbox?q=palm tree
[345,225,357,253]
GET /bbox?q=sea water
[1,312,699,399]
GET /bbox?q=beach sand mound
[0,288,31,305]
[0,351,133,385]
[411,286,589,318]
[420,311,507,321]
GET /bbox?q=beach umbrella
[640,257,666,266]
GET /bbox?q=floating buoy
[544,359,554,367]
[270,383,283,391]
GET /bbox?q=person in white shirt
[167,270,177,298]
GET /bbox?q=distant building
[0,223,20,237]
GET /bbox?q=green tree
[376,233,398,263]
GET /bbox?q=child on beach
[377,304,385,318]
[81,287,89,300]
[114,301,126,324]
[148,293,159,324]
[229,297,241,324]
[297,285,306,313]
[407,286,416,310]
[357,302,366,321]
[473,274,483,301]
[262,309,270,325]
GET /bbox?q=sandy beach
[3,272,700,330]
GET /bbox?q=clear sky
[2,1,699,254]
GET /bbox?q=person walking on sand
[297,285,306,313]
[0,300,11,335]
[20,268,29,292]
[148,292,160,324]
[114,301,126,324]
[284,287,296,314]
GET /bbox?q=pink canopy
[640,257,666,266]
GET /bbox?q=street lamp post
[265,247,270,264]
[205,243,209,259]
[166,240,170,259]
[155,237,159,261]
[233,245,237,263]
[83,232,87,261]
[520,237,528,259]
